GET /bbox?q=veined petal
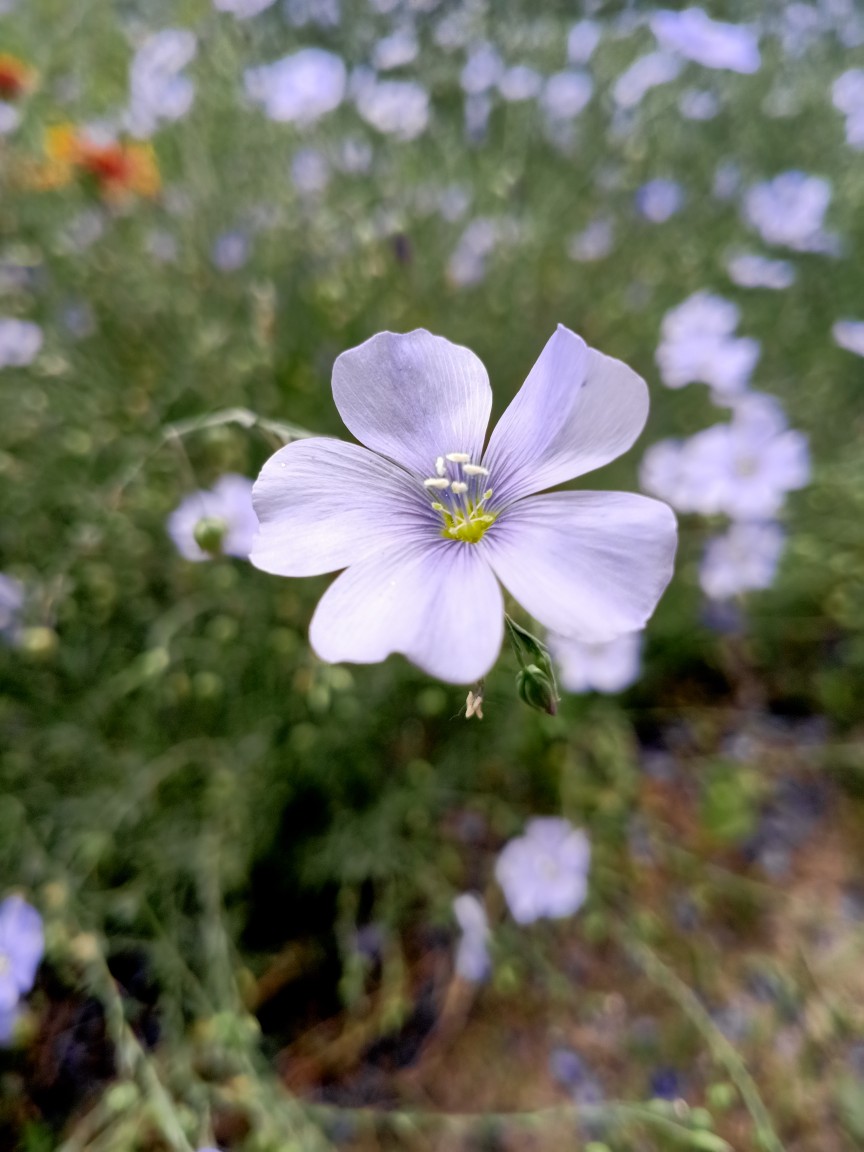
[483,326,649,504]
[485,491,677,641]
[309,540,503,683]
[332,329,493,475]
[251,437,433,576]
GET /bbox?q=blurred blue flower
[0,316,42,368]
[726,252,796,290]
[635,179,684,223]
[452,893,490,983]
[541,70,593,121]
[655,291,759,396]
[651,8,760,74]
[744,171,835,253]
[126,29,196,138]
[245,49,346,124]
[549,630,642,695]
[613,52,681,109]
[355,78,429,141]
[650,1067,682,1099]
[833,69,864,148]
[0,896,44,1035]
[211,231,250,272]
[832,319,864,357]
[567,217,614,262]
[0,574,24,645]
[495,818,590,925]
[700,521,786,601]
[168,474,258,562]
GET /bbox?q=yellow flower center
[423,452,498,544]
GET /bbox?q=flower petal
[251,437,433,576]
[332,330,493,476]
[485,491,677,641]
[309,540,503,683]
[483,326,649,503]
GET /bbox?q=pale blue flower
[0,896,44,1023]
[0,574,25,645]
[541,71,593,121]
[726,252,796,291]
[550,631,642,695]
[453,894,490,982]
[0,317,42,369]
[700,522,785,600]
[656,291,759,396]
[245,49,346,124]
[355,79,429,141]
[567,20,601,65]
[651,8,760,74]
[251,328,677,683]
[373,28,418,72]
[833,319,864,357]
[460,42,503,96]
[127,29,196,138]
[168,475,258,562]
[744,172,834,253]
[567,218,614,263]
[613,52,681,109]
[635,179,684,223]
[495,819,590,925]
[498,65,542,103]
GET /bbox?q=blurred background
[2,1,864,1149]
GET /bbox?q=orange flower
[0,54,36,100]
[38,124,161,200]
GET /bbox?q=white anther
[482,488,493,501]
[462,464,489,477]
[435,456,446,477]
[465,689,484,720]
[424,477,450,490]
[445,452,471,463]
[451,481,468,494]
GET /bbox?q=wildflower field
[3,1,864,1149]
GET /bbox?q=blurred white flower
[541,71,593,121]
[726,252,796,290]
[651,8,760,74]
[355,79,429,140]
[460,42,503,95]
[498,65,542,103]
[567,20,602,65]
[452,893,490,982]
[567,218,614,262]
[832,319,864,356]
[550,631,642,694]
[635,179,684,223]
[146,229,180,264]
[168,475,258,562]
[0,574,25,644]
[613,52,681,109]
[0,317,42,368]
[245,49,346,124]
[744,172,834,253]
[495,818,590,925]
[127,28,196,138]
[700,521,785,600]
[656,291,759,395]
[373,27,418,71]
[214,0,277,17]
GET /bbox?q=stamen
[462,464,489,476]
[424,477,450,489]
[435,456,446,477]
[451,481,468,494]
[445,452,471,463]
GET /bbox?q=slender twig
[622,935,784,1152]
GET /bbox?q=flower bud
[516,663,558,715]
[193,516,228,556]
